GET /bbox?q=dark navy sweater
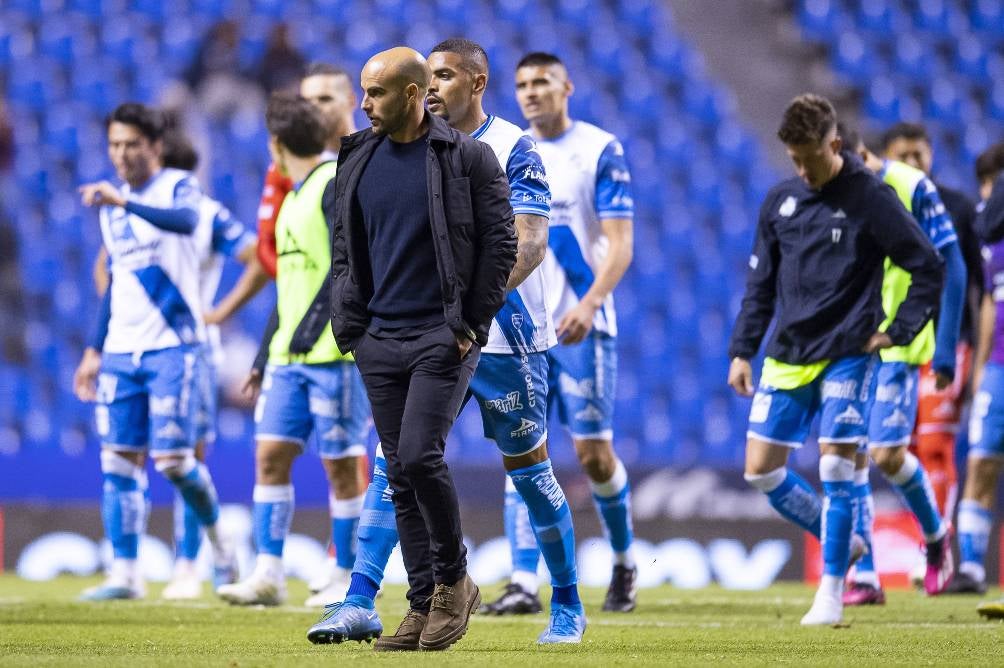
[729,153,945,365]
[356,133,444,332]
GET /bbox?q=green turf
[0,575,1001,666]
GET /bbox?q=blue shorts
[747,355,874,448]
[193,347,218,445]
[254,362,370,459]
[466,351,549,457]
[95,345,199,454]
[547,332,617,440]
[867,361,918,448]
[968,362,1004,460]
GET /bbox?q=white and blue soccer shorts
[466,351,549,457]
[95,344,199,454]
[747,355,874,448]
[866,361,919,448]
[547,331,617,440]
[968,362,1004,460]
[254,361,370,459]
[193,346,218,446]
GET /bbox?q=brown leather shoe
[373,609,428,652]
[419,574,481,651]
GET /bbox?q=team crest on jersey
[108,209,137,243]
[512,313,524,329]
[779,196,797,217]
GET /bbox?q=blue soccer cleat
[80,578,145,602]
[306,595,383,644]
[537,602,587,644]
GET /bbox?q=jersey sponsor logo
[749,393,771,424]
[321,424,348,442]
[487,391,524,414]
[881,409,911,429]
[510,417,540,439]
[96,374,119,404]
[834,405,864,425]
[822,379,859,401]
[530,467,565,510]
[150,395,178,417]
[609,168,631,183]
[875,382,903,403]
[831,228,842,243]
[779,196,797,217]
[749,254,759,270]
[155,421,187,440]
[519,354,538,408]
[558,372,594,399]
[309,397,340,419]
[521,166,548,182]
[574,403,605,423]
[832,208,847,219]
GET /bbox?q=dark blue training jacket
[728,153,944,365]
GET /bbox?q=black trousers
[353,324,479,610]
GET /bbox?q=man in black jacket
[727,94,944,626]
[327,46,516,651]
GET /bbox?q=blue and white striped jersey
[100,168,206,353]
[475,114,556,354]
[532,121,633,337]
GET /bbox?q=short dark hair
[777,93,837,146]
[160,130,199,171]
[976,141,1004,183]
[430,38,489,75]
[516,52,564,70]
[303,62,350,80]
[836,122,862,153]
[265,93,327,157]
[105,102,163,142]
[881,122,930,150]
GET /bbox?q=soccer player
[728,94,944,625]
[305,38,585,648]
[836,126,965,604]
[953,147,1004,603]
[73,103,235,600]
[881,123,985,540]
[76,129,266,599]
[216,94,369,606]
[508,51,637,613]
[252,64,365,603]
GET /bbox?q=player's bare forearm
[581,217,633,309]
[205,257,270,325]
[974,293,996,388]
[93,247,109,297]
[506,213,548,291]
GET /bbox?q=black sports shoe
[602,565,638,612]
[477,582,542,615]
[943,571,988,595]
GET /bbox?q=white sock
[818,574,843,599]
[510,569,539,595]
[254,554,284,582]
[959,561,986,583]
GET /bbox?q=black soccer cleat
[943,571,988,595]
[602,565,638,612]
[477,582,542,615]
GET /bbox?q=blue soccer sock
[253,484,294,558]
[330,491,364,571]
[159,458,220,528]
[885,451,946,542]
[745,467,822,539]
[820,454,855,578]
[351,448,399,596]
[957,499,992,582]
[590,458,636,568]
[508,460,580,605]
[850,467,878,586]
[173,491,202,562]
[100,450,149,562]
[505,475,541,593]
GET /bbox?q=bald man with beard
[326,47,516,651]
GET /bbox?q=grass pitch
[0,575,1001,666]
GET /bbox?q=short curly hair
[777,94,837,146]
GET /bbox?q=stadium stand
[1,0,780,476]
[795,0,1004,191]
